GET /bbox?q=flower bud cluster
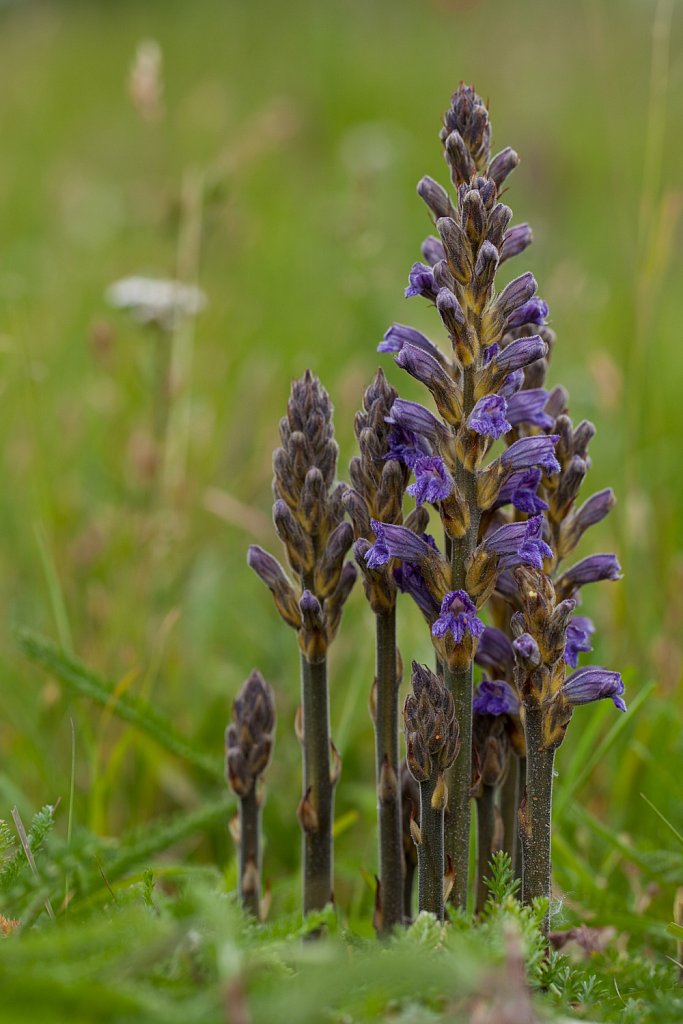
[248,371,357,661]
[404,662,460,786]
[225,670,276,797]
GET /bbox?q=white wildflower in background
[106,277,207,330]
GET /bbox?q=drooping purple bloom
[405,262,438,300]
[501,434,561,475]
[499,369,525,399]
[436,286,466,335]
[394,342,453,394]
[387,399,447,449]
[512,632,541,667]
[475,626,515,677]
[496,272,537,319]
[559,553,623,590]
[483,343,498,364]
[506,388,554,430]
[572,489,616,532]
[484,515,553,570]
[488,147,519,188]
[495,468,549,515]
[365,519,436,568]
[473,679,520,716]
[506,297,549,330]
[421,235,446,266]
[379,323,443,361]
[564,615,595,668]
[562,667,626,712]
[432,589,485,643]
[467,394,511,439]
[499,223,533,263]
[495,336,548,375]
[408,456,454,505]
[385,423,432,468]
[394,554,440,621]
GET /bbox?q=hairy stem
[501,754,522,879]
[444,363,480,910]
[375,608,403,932]
[403,859,416,921]
[418,777,445,921]
[475,783,496,913]
[520,707,554,939]
[239,786,261,918]
[300,653,333,914]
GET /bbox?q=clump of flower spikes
[367,83,624,915]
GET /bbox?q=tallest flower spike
[374,84,556,912]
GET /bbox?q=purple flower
[475,626,515,677]
[499,369,525,400]
[506,297,549,330]
[394,556,440,621]
[572,489,616,532]
[512,632,541,667]
[484,515,552,570]
[488,147,519,188]
[405,262,438,300]
[394,342,450,392]
[421,235,446,266]
[501,434,561,475]
[467,395,511,439]
[562,667,626,712]
[564,615,595,668]
[408,456,454,505]
[379,323,443,361]
[436,287,465,335]
[494,335,548,374]
[432,589,485,643]
[365,519,436,568]
[387,399,447,449]
[473,679,520,716]
[499,223,533,263]
[385,423,432,468]
[559,553,623,590]
[496,272,537,319]
[495,469,549,515]
[506,388,554,430]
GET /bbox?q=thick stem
[239,786,261,918]
[403,860,416,921]
[514,756,526,880]
[444,363,481,910]
[501,755,520,877]
[418,777,445,921]
[375,608,403,932]
[300,653,334,914]
[475,783,497,913]
[520,707,554,939]
[444,662,472,909]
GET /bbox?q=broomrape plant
[247,83,623,936]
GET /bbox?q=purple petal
[407,456,454,505]
[562,667,626,712]
[473,679,520,716]
[468,394,511,440]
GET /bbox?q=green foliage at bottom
[2,842,681,1024]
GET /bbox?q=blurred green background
[0,0,681,936]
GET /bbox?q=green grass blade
[16,628,223,782]
[555,680,655,817]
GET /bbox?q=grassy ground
[1,0,682,1018]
